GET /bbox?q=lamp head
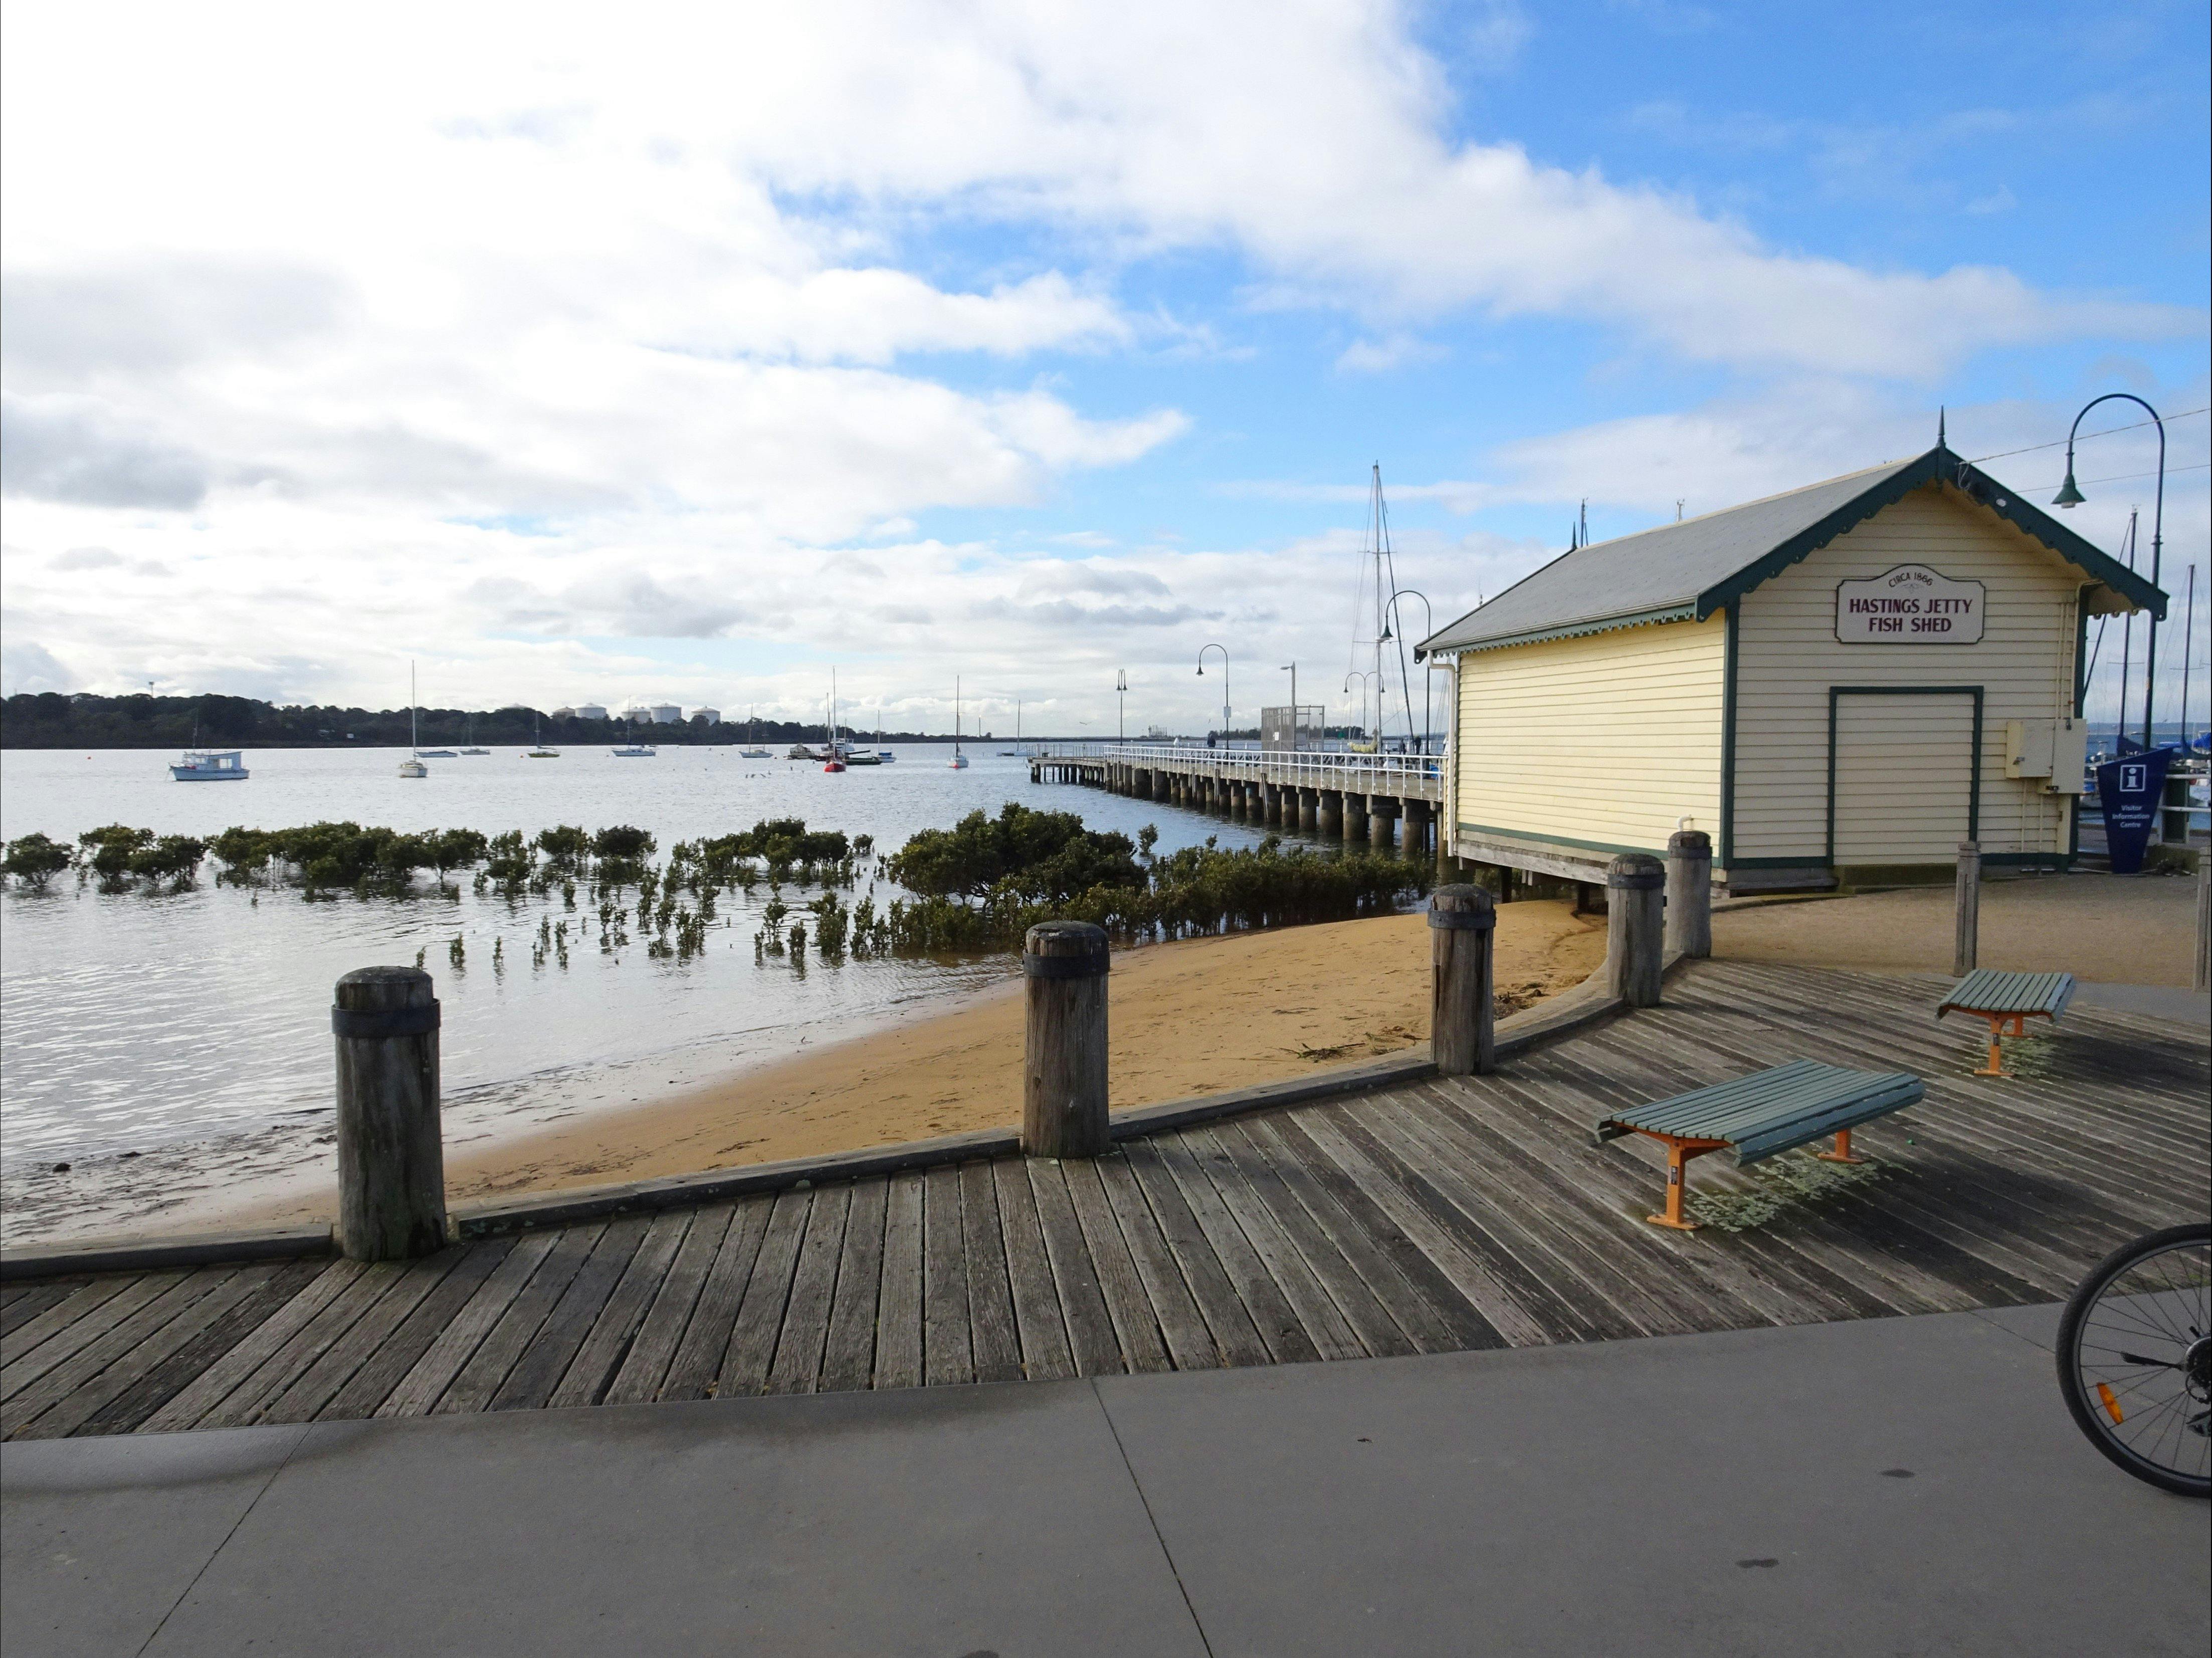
[2053,469,2086,509]
[1379,621,1392,642]
[1195,664,1203,676]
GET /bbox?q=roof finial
[1938,405,1946,449]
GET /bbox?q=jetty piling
[1953,840,1980,976]
[1605,853,1666,1007]
[1429,884,1497,1075]
[1022,921,1111,1159]
[332,966,447,1260]
[1666,828,1713,959]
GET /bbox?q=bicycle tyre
[2055,1221,2211,1499]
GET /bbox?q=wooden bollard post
[1605,853,1665,1007]
[1953,840,1980,977]
[2194,848,2209,993]
[1429,885,1496,1075]
[1665,828,1712,958]
[1023,922,1110,1159]
[332,966,446,1260]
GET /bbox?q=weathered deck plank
[6,961,2202,1440]
[819,1180,888,1393]
[991,1160,1075,1382]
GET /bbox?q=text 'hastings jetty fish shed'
[1415,444,2167,895]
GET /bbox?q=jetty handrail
[1037,740,1443,785]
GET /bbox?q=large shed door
[1829,689,1980,865]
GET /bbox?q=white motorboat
[170,749,248,782]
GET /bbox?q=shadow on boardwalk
[4,961,2205,1439]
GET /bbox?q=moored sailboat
[948,677,970,768]
[398,663,429,777]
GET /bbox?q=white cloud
[1335,334,1449,373]
[1,0,2200,734]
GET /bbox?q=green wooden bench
[1937,969,2077,1079]
[1594,1058,1925,1230]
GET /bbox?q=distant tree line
[0,692,997,749]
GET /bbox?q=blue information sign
[2093,747,2176,875]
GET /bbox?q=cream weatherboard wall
[1730,481,2081,868]
[1455,613,1724,858]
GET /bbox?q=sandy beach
[3,900,1606,1245]
[7,867,2198,1251]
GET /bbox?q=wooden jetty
[5,960,2203,1441]
[1032,742,1445,854]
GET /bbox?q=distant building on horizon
[572,703,609,721]
[690,707,721,724]
[648,703,682,724]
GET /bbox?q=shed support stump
[333,966,447,1261]
[1023,922,1110,1159]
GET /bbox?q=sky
[2,0,2207,739]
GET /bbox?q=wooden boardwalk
[6,962,2205,1440]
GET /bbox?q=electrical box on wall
[2046,716,2087,794]
[2005,719,2055,778]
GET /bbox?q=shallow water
[0,743,1277,1171]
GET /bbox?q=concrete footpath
[5,1305,2205,1657]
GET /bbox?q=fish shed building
[1417,445,2166,893]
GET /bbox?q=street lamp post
[1116,669,1128,743]
[1197,644,1230,747]
[2055,394,2165,750]
[1380,587,1435,752]
[1279,663,1297,750]
[1344,670,1380,743]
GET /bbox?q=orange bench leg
[1973,1013,2010,1078]
[1972,1012,2038,1079]
[1816,1127,1866,1164]
[1645,1136,1726,1230]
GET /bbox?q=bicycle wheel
[2056,1222,2211,1499]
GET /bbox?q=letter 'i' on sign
[1835,565,1985,644]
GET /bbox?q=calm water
[0,744,1281,1171]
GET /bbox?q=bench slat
[1594,1060,1924,1167]
[1936,969,2076,1021]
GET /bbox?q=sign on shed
[1835,564,1984,643]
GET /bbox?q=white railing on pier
[1035,741,1443,794]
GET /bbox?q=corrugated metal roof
[1422,456,1921,656]
[1418,445,2167,657]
